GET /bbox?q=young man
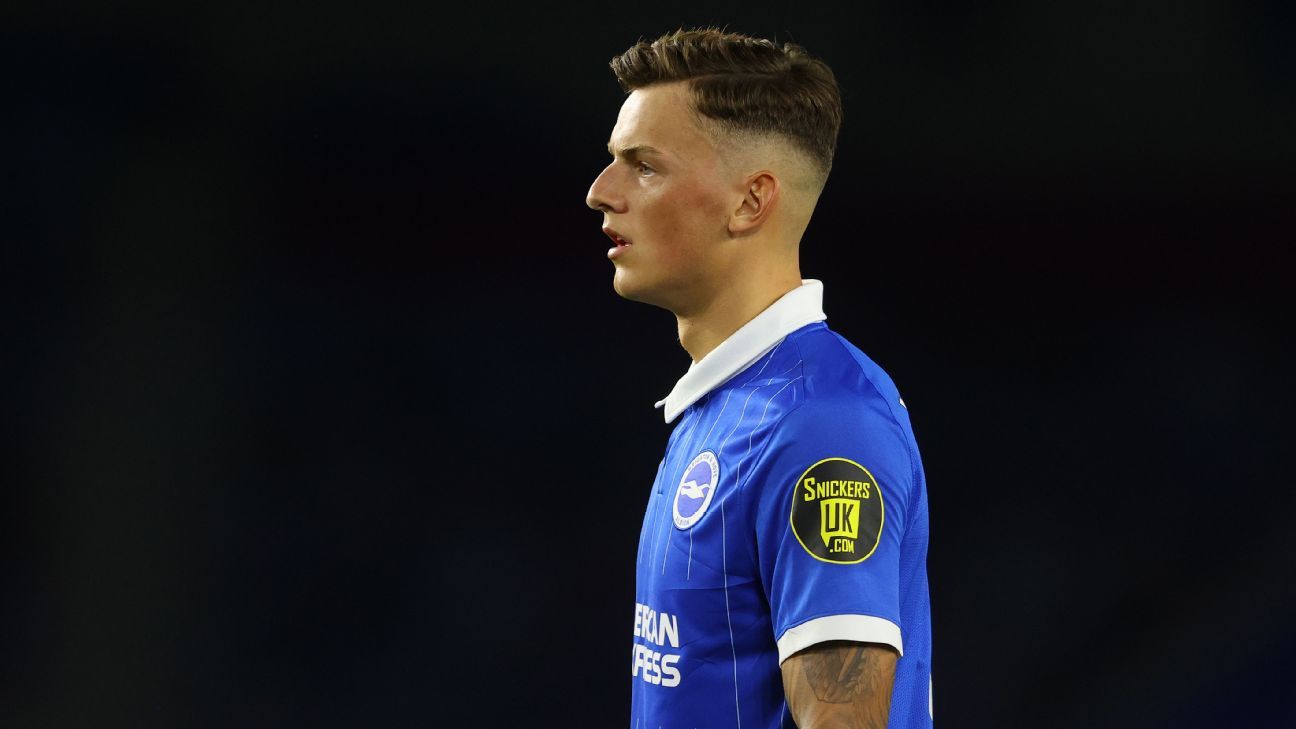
[586,28,934,729]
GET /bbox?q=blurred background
[4,1,1293,727]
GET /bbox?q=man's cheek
[666,215,711,266]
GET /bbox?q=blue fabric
[631,321,934,728]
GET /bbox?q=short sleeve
[749,394,914,665]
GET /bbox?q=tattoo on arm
[782,640,897,729]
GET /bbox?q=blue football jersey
[631,279,933,729]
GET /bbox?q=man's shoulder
[755,328,918,502]
[785,323,906,413]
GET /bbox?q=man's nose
[586,164,624,213]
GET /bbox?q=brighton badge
[673,450,719,529]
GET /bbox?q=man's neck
[676,271,803,364]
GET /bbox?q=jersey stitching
[737,337,811,583]
[740,337,785,386]
[735,369,803,490]
[733,340,810,499]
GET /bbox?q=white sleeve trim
[776,614,904,664]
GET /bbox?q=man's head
[585,27,843,315]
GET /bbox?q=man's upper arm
[751,395,914,659]
[781,640,898,729]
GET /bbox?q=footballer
[587,27,934,729]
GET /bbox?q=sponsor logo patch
[673,451,719,529]
[789,457,884,564]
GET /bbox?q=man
[586,27,934,729]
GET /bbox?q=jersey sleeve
[749,393,914,665]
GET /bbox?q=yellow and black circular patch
[789,457,885,564]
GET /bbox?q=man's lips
[604,226,633,261]
[603,227,632,246]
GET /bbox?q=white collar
[654,279,826,423]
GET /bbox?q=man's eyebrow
[606,143,664,159]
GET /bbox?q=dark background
[5,1,1294,727]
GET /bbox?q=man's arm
[780,640,898,729]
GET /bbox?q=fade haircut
[609,26,843,191]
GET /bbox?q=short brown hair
[609,26,843,183]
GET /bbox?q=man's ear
[728,171,780,236]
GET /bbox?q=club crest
[673,451,719,529]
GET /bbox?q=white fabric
[654,279,827,424]
[776,613,905,664]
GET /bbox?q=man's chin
[612,270,663,307]
[611,269,643,302]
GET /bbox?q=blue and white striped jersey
[631,278,933,729]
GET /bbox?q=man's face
[586,81,737,312]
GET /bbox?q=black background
[5,2,1294,727]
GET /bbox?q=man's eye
[637,162,654,175]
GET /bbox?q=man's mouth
[603,227,632,247]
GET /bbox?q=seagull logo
[678,479,711,501]
[673,451,719,529]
